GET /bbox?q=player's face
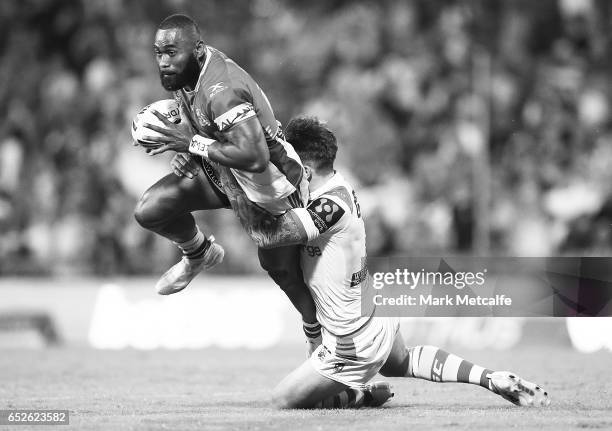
[154,29,200,91]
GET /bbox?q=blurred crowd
[1,0,612,275]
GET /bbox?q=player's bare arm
[142,111,269,173]
[238,197,308,249]
[218,168,308,248]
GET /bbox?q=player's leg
[271,358,390,409]
[134,168,227,240]
[134,168,228,294]
[217,165,321,349]
[257,246,321,353]
[379,331,550,406]
[271,359,348,409]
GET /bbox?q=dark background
[2,0,612,275]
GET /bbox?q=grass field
[1,345,611,431]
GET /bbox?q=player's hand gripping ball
[131,99,183,149]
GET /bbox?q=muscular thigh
[141,170,228,217]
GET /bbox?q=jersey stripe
[322,186,353,212]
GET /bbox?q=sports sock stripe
[441,353,462,382]
[406,345,496,390]
[468,365,485,385]
[176,227,204,251]
[303,321,321,329]
[185,238,211,259]
[409,346,422,377]
[457,359,472,383]
[480,368,493,389]
[303,322,321,338]
[304,331,321,339]
[417,346,437,379]
[431,348,449,381]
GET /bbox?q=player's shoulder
[306,173,357,233]
[195,47,233,98]
[321,186,353,212]
[315,173,355,214]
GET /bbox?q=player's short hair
[158,14,201,39]
[285,116,337,173]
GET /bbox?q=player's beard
[159,54,200,91]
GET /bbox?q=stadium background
[3,0,612,276]
[1,2,612,425]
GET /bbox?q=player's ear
[304,165,313,182]
[194,40,205,60]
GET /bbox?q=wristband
[189,135,216,158]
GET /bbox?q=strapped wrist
[189,135,216,158]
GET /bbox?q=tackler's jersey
[175,46,305,213]
[299,172,374,337]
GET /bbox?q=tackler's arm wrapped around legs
[218,166,313,249]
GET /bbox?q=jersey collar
[194,46,213,92]
[180,46,213,98]
[309,171,344,201]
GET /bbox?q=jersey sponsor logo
[208,82,228,98]
[307,197,345,234]
[214,102,257,131]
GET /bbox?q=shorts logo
[208,82,228,98]
[318,346,330,361]
[333,362,346,373]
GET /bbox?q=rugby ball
[131,99,182,146]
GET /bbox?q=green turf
[1,346,611,430]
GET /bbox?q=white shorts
[202,158,308,215]
[309,317,400,389]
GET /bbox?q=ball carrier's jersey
[175,46,306,214]
[299,172,374,337]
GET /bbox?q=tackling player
[223,116,551,409]
[133,14,321,348]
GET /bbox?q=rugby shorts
[309,317,400,390]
